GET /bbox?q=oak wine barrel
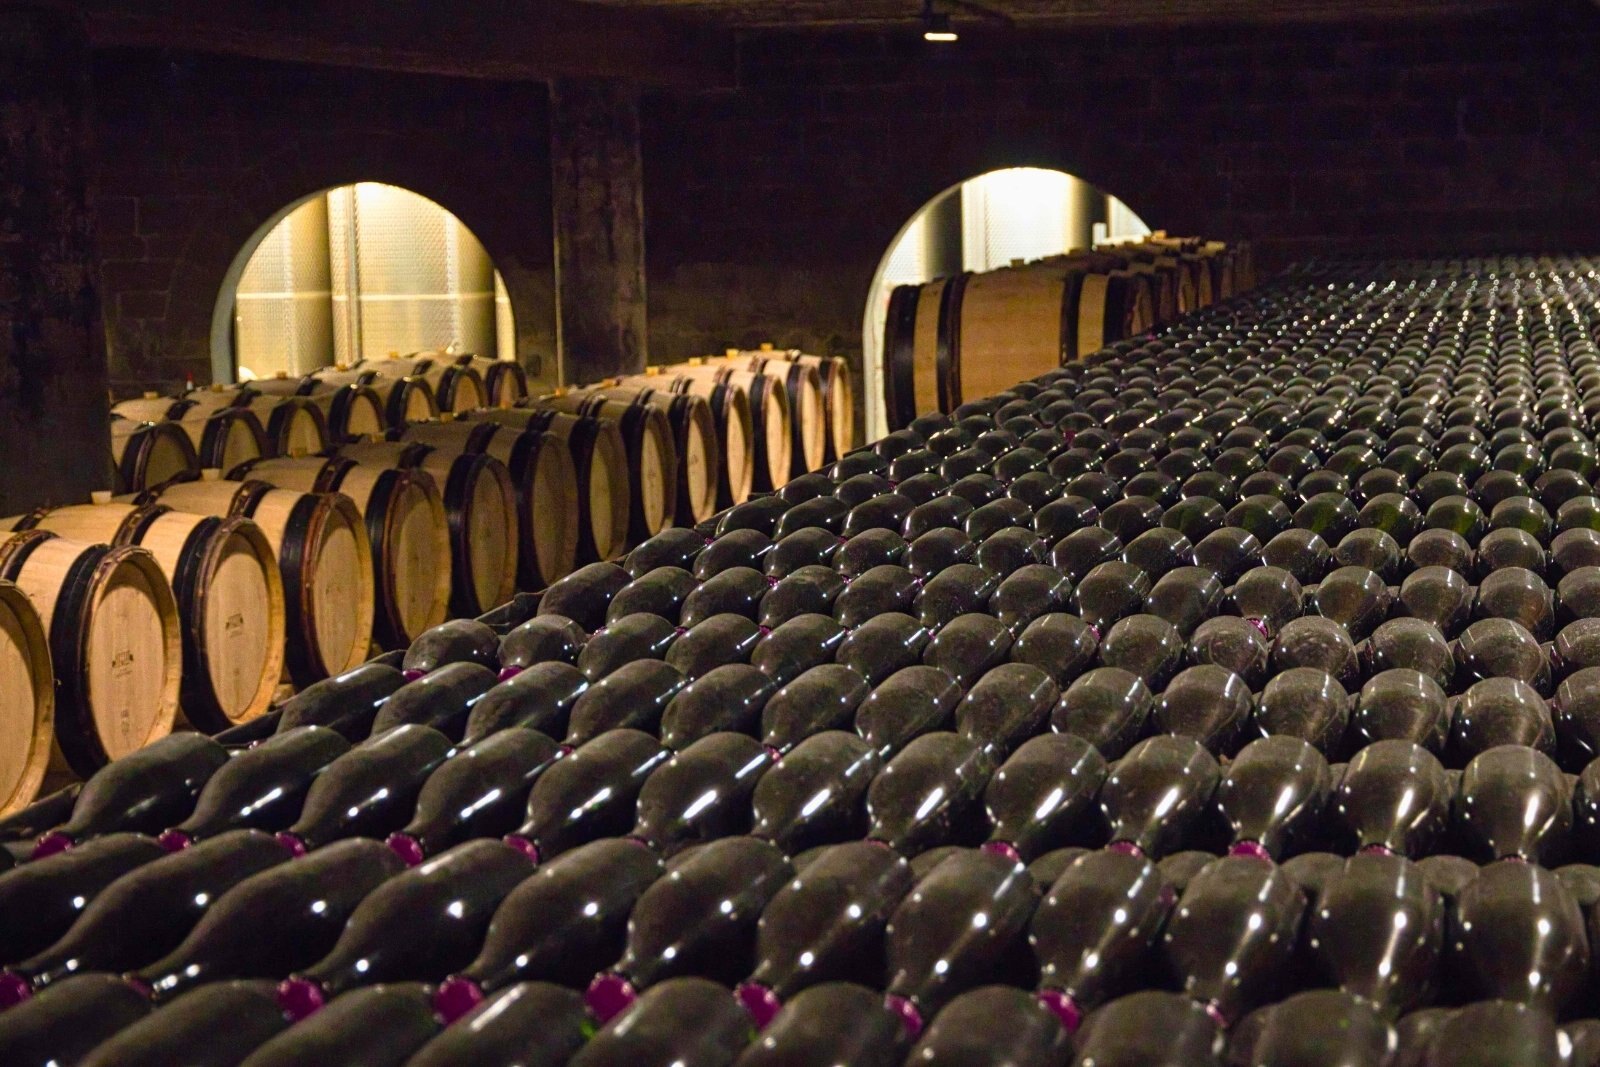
[183,409,269,473]
[881,257,1155,430]
[618,371,754,511]
[462,356,531,409]
[110,418,201,494]
[232,456,450,650]
[734,348,856,466]
[313,367,439,429]
[357,354,487,414]
[1095,243,1200,321]
[0,531,181,777]
[336,440,519,618]
[110,395,193,423]
[530,392,676,549]
[0,580,53,816]
[398,419,580,590]
[109,393,267,476]
[739,354,825,477]
[578,385,720,526]
[22,503,286,734]
[252,374,388,444]
[236,394,327,458]
[795,353,856,463]
[668,362,791,493]
[149,477,374,687]
[470,407,630,565]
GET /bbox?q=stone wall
[643,3,1600,398]
[91,50,557,392]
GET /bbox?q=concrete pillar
[550,77,648,386]
[0,8,111,515]
[922,187,964,278]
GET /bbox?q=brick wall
[91,50,557,392]
[88,4,1600,405]
[642,2,1600,396]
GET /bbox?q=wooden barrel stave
[313,367,440,429]
[400,419,580,590]
[0,580,54,816]
[798,353,856,463]
[239,395,328,458]
[240,455,450,651]
[147,478,375,689]
[337,440,519,618]
[0,531,181,777]
[357,355,486,414]
[471,408,630,564]
[532,394,677,549]
[110,419,201,495]
[619,372,755,510]
[578,385,720,527]
[743,355,825,477]
[462,356,531,409]
[183,409,268,473]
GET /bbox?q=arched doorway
[212,182,517,385]
[861,167,1151,439]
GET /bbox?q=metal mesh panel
[327,183,498,364]
[961,168,1076,272]
[234,195,334,380]
[1106,196,1153,242]
[495,270,516,363]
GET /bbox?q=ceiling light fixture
[922,0,958,41]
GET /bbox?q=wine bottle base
[434,976,485,1024]
[386,833,427,868]
[883,993,923,1040]
[0,972,31,1008]
[501,835,541,864]
[1228,840,1273,862]
[980,840,1022,864]
[585,972,638,1023]
[31,831,73,860]
[157,829,194,853]
[275,832,309,858]
[276,976,327,1021]
[735,982,783,1031]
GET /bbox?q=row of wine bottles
[4,835,1598,1067]
[18,254,1600,1065]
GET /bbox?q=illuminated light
[447,900,466,919]
[921,0,957,41]
[585,902,601,917]
[1152,787,1181,819]
[682,790,719,821]
[914,787,948,822]
[1034,788,1066,821]
[799,790,832,819]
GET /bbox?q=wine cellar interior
[8,1,1600,1065]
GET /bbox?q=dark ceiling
[580,0,1526,28]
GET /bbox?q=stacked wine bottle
[16,256,1600,1065]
